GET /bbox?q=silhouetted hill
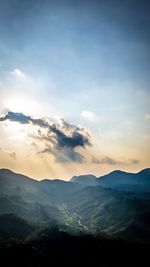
[70,169,150,192]
[0,168,150,243]
[0,168,39,197]
[0,227,149,267]
[0,213,34,241]
[97,168,150,192]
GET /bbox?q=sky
[0,0,150,180]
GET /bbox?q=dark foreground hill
[0,225,149,267]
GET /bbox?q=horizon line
[0,167,149,182]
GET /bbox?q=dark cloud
[0,111,49,127]
[41,145,85,163]
[92,156,139,165]
[49,123,91,149]
[0,111,91,163]
[0,112,30,124]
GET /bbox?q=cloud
[129,159,139,164]
[92,156,139,165]
[10,68,26,79]
[49,123,91,149]
[9,152,16,160]
[0,147,16,160]
[92,156,101,164]
[0,111,49,127]
[81,110,96,121]
[0,111,92,163]
[101,157,122,165]
[144,113,150,120]
[41,145,85,163]
[38,119,91,163]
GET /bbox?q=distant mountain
[0,168,81,204]
[137,168,150,182]
[0,168,150,243]
[70,169,150,192]
[0,168,39,196]
[40,179,82,203]
[0,169,82,227]
[97,169,150,192]
[70,174,98,186]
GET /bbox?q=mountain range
[0,168,150,243]
[71,168,150,191]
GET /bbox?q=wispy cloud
[91,156,101,164]
[41,145,85,163]
[9,68,26,79]
[144,113,150,120]
[81,110,96,121]
[9,151,16,160]
[92,156,139,166]
[0,147,16,160]
[0,111,92,163]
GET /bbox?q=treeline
[0,227,149,267]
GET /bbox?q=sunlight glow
[5,96,42,116]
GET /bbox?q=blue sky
[0,0,149,179]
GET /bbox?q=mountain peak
[138,168,150,175]
[70,174,97,186]
[0,168,14,174]
[108,170,127,175]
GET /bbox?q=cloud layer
[0,111,92,163]
[81,110,96,121]
[92,156,139,166]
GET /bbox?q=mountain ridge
[1,167,150,182]
[0,167,150,242]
